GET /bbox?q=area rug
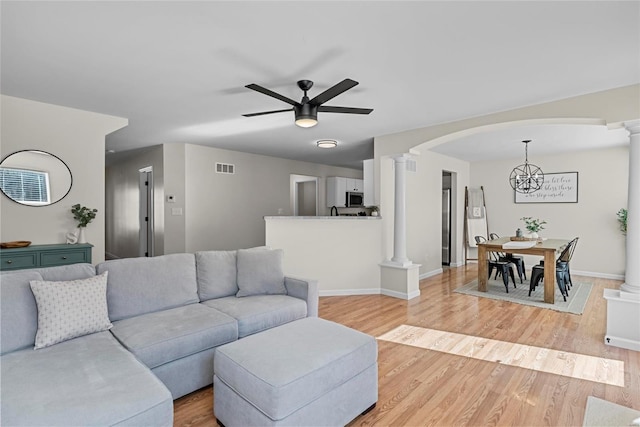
[582,396,640,426]
[454,277,592,314]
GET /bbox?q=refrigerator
[442,189,451,265]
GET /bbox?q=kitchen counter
[264,216,381,220]
[264,216,383,295]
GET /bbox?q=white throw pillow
[30,272,112,349]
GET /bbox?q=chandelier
[509,140,544,194]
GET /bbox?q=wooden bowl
[0,241,32,248]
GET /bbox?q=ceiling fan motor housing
[295,103,317,122]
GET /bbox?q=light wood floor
[174,264,640,426]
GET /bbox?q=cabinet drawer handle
[61,256,68,260]
[6,260,12,264]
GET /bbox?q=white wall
[1,95,127,263]
[378,152,469,277]
[471,146,628,277]
[265,217,383,295]
[163,144,185,254]
[183,144,363,252]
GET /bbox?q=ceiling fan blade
[242,108,293,117]
[317,106,373,114]
[309,79,359,106]
[245,84,299,106]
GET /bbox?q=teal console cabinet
[0,243,93,271]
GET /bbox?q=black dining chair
[475,235,517,293]
[529,237,579,301]
[489,232,526,284]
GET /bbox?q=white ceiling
[1,1,638,169]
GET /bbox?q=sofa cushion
[110,303,238,369]
[35,262,97,281]
[0,270,43,355]
[196,250,238,300]
[0,331,173,427]
[30,272,112,349]
[236,248,286,297]
[202,295,306,338]
[0,264,96,355]
[96,253,199,321]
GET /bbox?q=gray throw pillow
[30,272,112,349]
[236,248,286,297]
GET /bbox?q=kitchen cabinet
[363,159,376,207]
[326,177,347,207]
[327,176,367,207]
[345,178,363,193]
[0,243,93,271]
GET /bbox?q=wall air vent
[406,159,417,173]
[215,162,235,174]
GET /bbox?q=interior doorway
[442,171,452,266]
[290,174,319,216]
[139,167,154,257]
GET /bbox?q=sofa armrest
[284,276,319,317]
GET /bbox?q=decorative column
[391,154,410,266]
[621,119,640,294]
[604,119,640,351]
[380,153,421,300]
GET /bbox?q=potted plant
[369,206,379,217]
[617,208,627,235]
[71,204,98,244]
[520,216,546,239]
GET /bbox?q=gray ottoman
[213,317,378,426]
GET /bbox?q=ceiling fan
[242,78,373,128]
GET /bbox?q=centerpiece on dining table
[515,216,546,240]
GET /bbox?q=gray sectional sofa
[0,248,318,427]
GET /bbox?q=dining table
[477,236,570,304]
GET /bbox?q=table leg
[543,249,555,304]
[478,245,487,292]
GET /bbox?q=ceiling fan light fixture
[295,117,318,128]
[295,104,318,128]
[317,139,337,149]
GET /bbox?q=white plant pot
[77,227,87,244]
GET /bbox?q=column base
[380,262,421,300]
[603,288,640,352]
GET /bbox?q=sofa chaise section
[1,332,173,427]
[0,264,173,427]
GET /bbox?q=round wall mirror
[0,150,72,206]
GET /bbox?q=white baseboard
[449,261,465,267]
[573,270,625,281]
[319,287,420,300]
[319,288,380,297]
[605,334,640,352]
[419,268,443,280]
[381,288,421,300]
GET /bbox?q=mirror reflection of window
[0,150,72,206]
[0,167,51,205]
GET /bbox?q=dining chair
[489,232,526,283]
[528,237,579,301]
[475,235,517,293]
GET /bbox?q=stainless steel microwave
[346,191,364,207]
